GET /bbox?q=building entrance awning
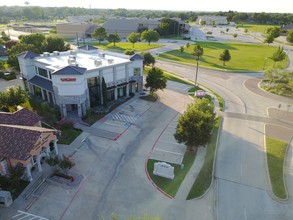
[29,76,53,92]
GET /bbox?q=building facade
[17,46,144,118]
[0,108,59,182]
[197,16,228,25]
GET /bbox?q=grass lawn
[0,176,30,200]
[240,23,280,33]
[58,128,82,145]
[147,151,196,197]
[187,116,221,199]
[266,137,287,199]
[159,41,288,71]
[88,42,163,52]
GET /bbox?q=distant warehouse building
[56,22,99,38]
[197,16,227,25]
[17,46,144,118]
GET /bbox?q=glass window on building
[134,68,141,76]
[33,85,42,97]
[87,77,101,107]
[107,90,114,101]
[37,67,48,78]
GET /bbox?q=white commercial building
[197,16,227,25]
[18,45,144,117]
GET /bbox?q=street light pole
[195,57,199,88]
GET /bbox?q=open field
[240,23,280,33]
[159,41,288,71]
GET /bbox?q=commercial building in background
[0,108,59,182]
[197,16,228,25]
[17,46,144,118]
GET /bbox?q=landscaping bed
[147,151,196,197]
[0,176,29,200]
[49,173,84,188]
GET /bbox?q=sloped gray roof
[29,76,53,92]
[52,65,87,75]
[103,19,139,32]
[78,45,98,51]
[85,24,99,34]
[17,51,39,59]
[130,53,144,61]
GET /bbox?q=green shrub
[3,73,17,81]
[125,49,135,55]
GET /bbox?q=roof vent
[43,52,50,57]
[99,53,105,58]
[53,51,60,56]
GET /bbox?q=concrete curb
[263,124,290,203]
[284,137,293,199]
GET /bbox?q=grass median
[159,41,287,71]
[147,151,196,198]
[266,137,287,199]
[187,116,221,200]
[88,42,163,52]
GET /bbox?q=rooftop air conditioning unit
[99,53,105,58]
[70,50,77,55]
[94,59,102,66]
[53,51,60,56]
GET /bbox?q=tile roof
[0,108,40,126]
[0,125,41,161]
[29,75,53,92]
[17,51,39,59]
[52,65,87,75]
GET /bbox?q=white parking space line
[13,210,49,220]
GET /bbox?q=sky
[0,0,293,13]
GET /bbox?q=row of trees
[92,27,160,46]
[0,86,28,112]
[0,6,292,25]
[1,33,70,70]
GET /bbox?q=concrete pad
[92,122,125,134]
[155,140,186,155]
[150,148,184,165]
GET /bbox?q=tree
[6,43,37,70]
[107,33,121,46]
[199,20,206,26]
[219,49,231,66]
[141,30,160,46]
[270,46,286,67]
[186,42,190,48]
[267,27,280,38]
[92,27,107,44]
[287,30,293,44]
[19,33,45,53]
[264,33,274,45]
[4,40,18,49]
[127,32,140,48]
[145,67,167,95]
[180,46,184,53]
[232,33,238,38]
[0,86,28,111]
[42,35,70,52]
[192,45,204,86]
[226,28,229,32]
[174,98,215,149]
[102,77,108,106]
[142,52,155,68]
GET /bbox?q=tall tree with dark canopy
[107,33,121,46]
[141,30,160,46]
[174,98,215,150]
[145,67,167,95]
[127,32,140,48]
[219,49,231,66]
[92,27,107,44]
